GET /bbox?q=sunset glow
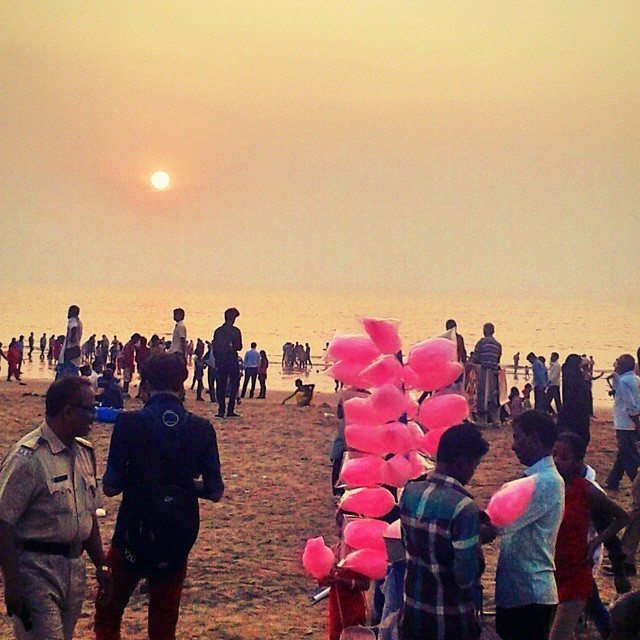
[150,171,171,191]
[1,3,638,295]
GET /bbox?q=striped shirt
[400,474,481,640]
[472,336,502,368]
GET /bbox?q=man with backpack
[95,353,224,640]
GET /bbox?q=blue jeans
[607,430,640,489]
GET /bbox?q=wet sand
[0,380,632,639]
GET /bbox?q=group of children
[500,383,534,423]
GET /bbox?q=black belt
[18,540,84,559]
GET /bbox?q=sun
[150,171,171,190]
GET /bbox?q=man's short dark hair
[173,308,185,320]
[141,353,188,392]
[556,431,587,461]
[617,354,636,375]
[526,352,536,362]
[224,307,240,322]
[437,423,489,464]
[513,410,558,448]
[483,323,495,336]
[250,341,257,348]
[67,305,80,318]
[445,319,457,330]
[46,376,92,417]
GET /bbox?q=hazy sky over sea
[2,2,639,296]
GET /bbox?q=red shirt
[122,342,136,370]
[555,475,593,601]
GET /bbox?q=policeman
[0,375,112,639]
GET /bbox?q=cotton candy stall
[303,318,468,584]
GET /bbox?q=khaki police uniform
[0,422,99,640]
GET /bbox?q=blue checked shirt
[400,474,481,640]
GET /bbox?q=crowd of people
[1,308,640,640]
[281,341,313,370]
[323,320,640,640]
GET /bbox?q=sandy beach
[0,381,633,639]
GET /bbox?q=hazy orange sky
[2,2,638,296]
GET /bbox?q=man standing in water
[212,308,243,418]
[39,333,47,361]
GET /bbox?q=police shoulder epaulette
[74,437,94,449]
[16,438,40,459]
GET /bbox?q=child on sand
[508,387,524,421]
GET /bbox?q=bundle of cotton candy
[340,455,386,488]
[341,548,388,580]
[486,475,537,528]
[340,487,396,519]
[360,317,402,355]
[302,537,335,579]
[418,394,469,431]
[305,323,467,586]
[344,518,389,552]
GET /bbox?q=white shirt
[548,361,561,386]
[168,320,187,355]
[60,317,83,366]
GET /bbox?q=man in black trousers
[212,308,243,418]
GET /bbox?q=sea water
[2,285,637,405]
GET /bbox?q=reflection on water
[2,285,637,405]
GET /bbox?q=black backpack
[124,410,200,575]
